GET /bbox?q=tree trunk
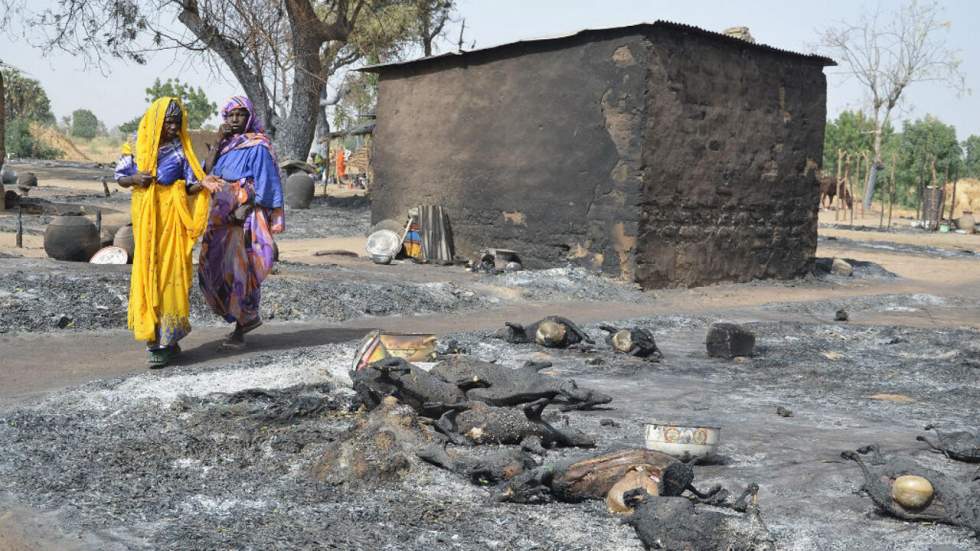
[863,115,885,211]
[0,68,5,177]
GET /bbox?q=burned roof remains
[361,20,835,73]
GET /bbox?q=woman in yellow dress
[114,97,217,367]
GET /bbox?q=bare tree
[414,0,453,57]
[1,0,451,161]
[820,0,966,210]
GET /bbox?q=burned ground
[0,309,977,550]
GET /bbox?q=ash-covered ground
[1,309,977,550]
[0,256,657,334]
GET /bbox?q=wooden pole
[95,208,102,237]
[888,151,896,228]
[949,165,959,224]
[16,205,23,248]
[849,154,855,226]
[879,159,885,230]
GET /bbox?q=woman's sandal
[147,346,178,368]
[238,319,262,335]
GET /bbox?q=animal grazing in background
[497,316,594,349]
[599,324,663,361]
[819,172,837,209]
[16,171,37,196]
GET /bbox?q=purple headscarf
[219,95,272,155]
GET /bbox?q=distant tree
[1,68,55,124]
[894,115,961,206]
[70,108,99,139]
[820,0,967,210]
[4,118,62,159]
[143,78,216,129]
[118,116,141,136]
[823,110,894,176]
[6,0,458,162]
[413,0,455,56]
[962,135,980,178]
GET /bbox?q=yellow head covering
[135,97,206,183]
[127,97,210,343]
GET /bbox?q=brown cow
[818,173,836,208]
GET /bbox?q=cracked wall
[371,32,647,274]
[370,27,826,288]
[635,27,825,288]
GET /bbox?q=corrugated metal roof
[360,20,835,72]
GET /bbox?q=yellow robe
[127,97,210,345]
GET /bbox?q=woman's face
[226,108,250,134]
[161,116,180,142]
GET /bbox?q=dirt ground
[0,163,978,550]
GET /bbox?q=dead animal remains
[441,400,596,449]
[626,486,776,551]
[429,355,612,410]
[841,445,980,534]
[917,425,980,463]
[497,316,594,348]
[599,324,663,360]
[496,448,724,505]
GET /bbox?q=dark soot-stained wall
[370,26,828,288]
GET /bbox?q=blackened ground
[278,196,371,239]
[0,254,662,334]
[0,311,977,550]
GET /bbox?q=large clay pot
[44,215,101,261]
[113,224,136,262]
[0,165,15,186]
[284,172,315,209]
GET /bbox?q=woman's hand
[201,175,223,193]
[218,122,235,141]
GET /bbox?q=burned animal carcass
[496,316,594,349]
[496,448,724,505]
[443,400,595,448]
[352,356,606,447]
[313,396,438,486]
[917,425,980,463]
[841,445,980,534]
[599,324,663,360]
[626,489,776,551]
[429,355,612,410]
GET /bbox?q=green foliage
[70,109,100,139]
[4,118,62,159]
[118,78,217,131]
[824,111,968,207]
[1,68,55,124]
[892,115,962,206]
[118,116,141,135]
[333,71,378,131]
[823,111,894,176]
[962,135,980,178]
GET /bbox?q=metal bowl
[644,422,720,461]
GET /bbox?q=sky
[1,0,978,137]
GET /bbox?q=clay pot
[957,212,976,234]
[0,165,15,185]
[44,215,101,261]
[113,224,135,262]
[284,172,315,209]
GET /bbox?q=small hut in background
[322,122,375,187]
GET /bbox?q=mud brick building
[365,22,834,288]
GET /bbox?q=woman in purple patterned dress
[199,96,284,348]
